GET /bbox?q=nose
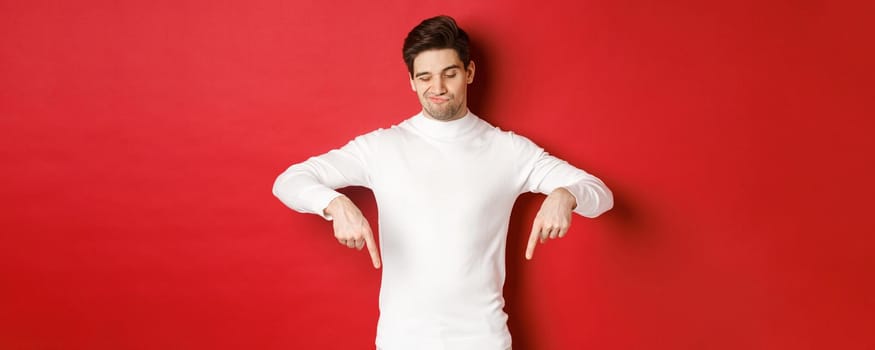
[431,76,447,94]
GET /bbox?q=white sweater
[272,111,613,350]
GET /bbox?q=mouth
[428,96,449,104]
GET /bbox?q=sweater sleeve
[272,136,373,220]
[519,136,614,218]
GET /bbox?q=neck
[410,110,479,140]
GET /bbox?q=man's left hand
[526,187,577,260]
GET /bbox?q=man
[273,15,613,350]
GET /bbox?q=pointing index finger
[363,226,381,269]
[526,222,541,260]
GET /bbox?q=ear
[466,60,476,84]
[409,74,416,92]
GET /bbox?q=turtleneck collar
[408,110,479,140]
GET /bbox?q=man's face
[410,48,475,121]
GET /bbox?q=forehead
[412,48,463,74]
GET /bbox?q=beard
[421,95,465,121]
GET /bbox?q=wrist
[324,195,349,218]
[554,187,577,210]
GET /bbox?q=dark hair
[402,15,471,77]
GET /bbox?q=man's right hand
[324,195,381,269]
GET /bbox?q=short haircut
[402,15,471,77]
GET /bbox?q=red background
[2,0,873,349]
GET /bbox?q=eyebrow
[414,64,462,78]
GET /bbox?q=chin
[426,107,460,120]
[423,107,448,119]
